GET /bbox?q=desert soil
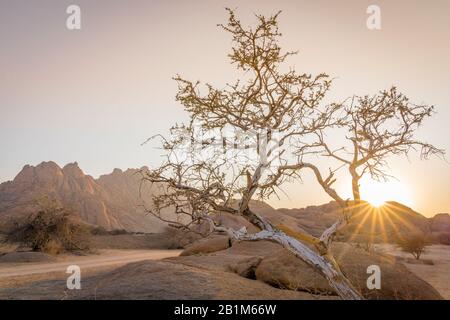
[0,249,181,289]
[0,243,447,300]
[375,244,450,299]
[0,247,328,300]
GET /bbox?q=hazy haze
[0,0,449,216]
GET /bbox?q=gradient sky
[0,0,449,216]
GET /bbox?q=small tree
[8,200,89,254]
[397,233,430,260]
[354,234,375,252]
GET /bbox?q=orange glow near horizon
[359,177,414,209]
[340,201,425,245]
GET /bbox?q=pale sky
[0,0,449,216]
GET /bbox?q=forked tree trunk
[231,164,363,299]
[269,232,363,300]
[349,166,361,202]
[226,228,363,300]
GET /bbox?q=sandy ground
[0,249,182,289]
[375,244,450,299]
[0,247,325,300]
[1,244,448,300]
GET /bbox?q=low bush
[397,233,431,260]
[7,201,89,254]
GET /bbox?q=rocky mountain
[429,213,450,233]
[0,161,448,242]
[274,201,449,243]
[0,161,165,233]
[209,200,449,244]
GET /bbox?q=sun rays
[359,177,414,209]
[340,201,423,246]
[339,177,419,244]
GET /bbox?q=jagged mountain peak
[111,168,123,175]
[0,161,164,233]
[62,162,85,178]
[13,161,63,184]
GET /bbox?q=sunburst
[359,176,413,208]
[344,201,422,245]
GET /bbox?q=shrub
[108,229,129,235]
[162,226,202,249]
[90,227,131,236]
[397,233,431,260]
[90,226,109,236]
[353,234,376,252]
[7,201,89,254]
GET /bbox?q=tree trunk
[232,163,363,299]
[271,232,363,299]
[349,167,361,202]
[226,228,364,300]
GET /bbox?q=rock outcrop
[0,161,165,233]
[275,201,449,243]
[0,240,441,300]
[252,242,443,299]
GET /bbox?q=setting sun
[360,177,414,208]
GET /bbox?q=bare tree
[143,9,443,300]
[354,233,375,252]
[316,87,444,201]
[144,9,364,299]
[397,233,430,260]
[285,88,445,261]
